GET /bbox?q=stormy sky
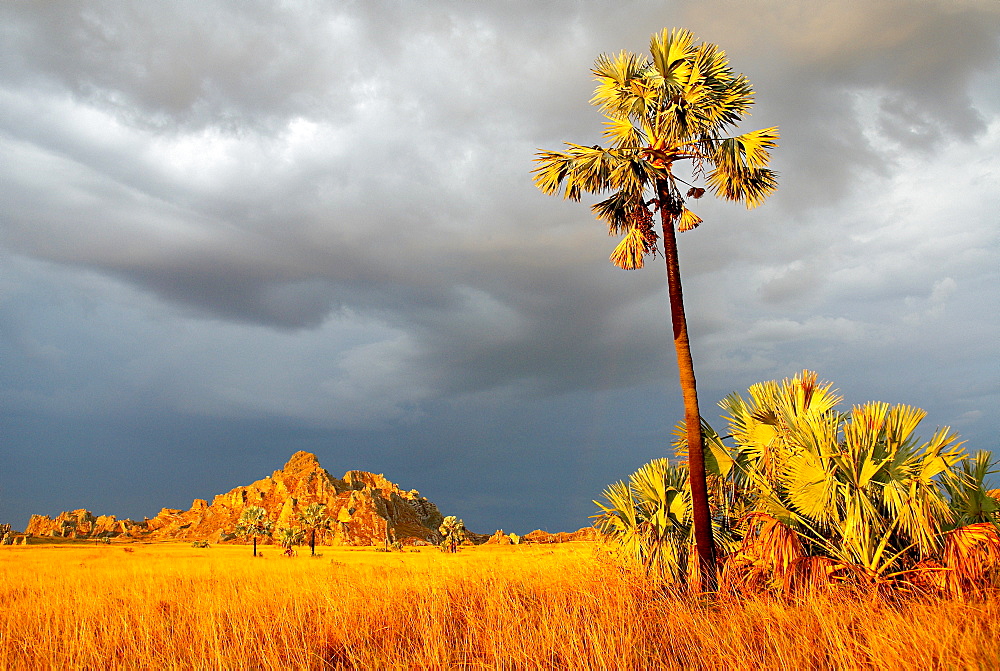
[2,1,998,534]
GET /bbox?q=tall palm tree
[234,506,272,557]
[298,502,330,557]
[533,28,779,585]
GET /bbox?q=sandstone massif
[25,451,446,546]
[20,451,602,547]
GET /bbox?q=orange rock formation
[25,451,444,546]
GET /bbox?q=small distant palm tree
[277,527,304,555]
[234,506,273,557]
[533,28,779,587]
[439,516,466,553]
[298,503,331,557]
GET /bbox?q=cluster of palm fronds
[595,371,1000,594]
[532,28,779,271]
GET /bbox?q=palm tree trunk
[657,180,717,590]
[253,535,258,557]
[310,528,316,556]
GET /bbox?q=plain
[2,540,999,669]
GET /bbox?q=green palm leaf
[781,449,837,525]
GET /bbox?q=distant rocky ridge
[25,451,446,546]
[19,451,604,547]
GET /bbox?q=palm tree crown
[236,506,270,535]
[235,506,273,557]
[533,27,778,269]
[298,502,330,556]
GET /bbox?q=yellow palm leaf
[609,226,647,270]
[942,523,1000,595]
[677,207,702,232]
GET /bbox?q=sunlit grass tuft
[2,541,998,669]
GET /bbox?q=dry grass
[2,540,999,669]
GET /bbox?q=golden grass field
[2,539,999,670]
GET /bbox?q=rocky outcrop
[25,452,446,547]
[25,509,135,538]
[522,529,555,544]
[563,527,600,542]
[521,527,599,544]
[485,529,515,545]
[480,527,596,545]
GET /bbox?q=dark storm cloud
[2,0,996,371]
[0,0,683,401]
[1,1,998,531]
[1,2,356,131]
[682,1,1000,208]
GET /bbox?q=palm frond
[942,451,1000,527]
[740,512,805,575]
[591,190,639,235]
[591,51,656,119]
[690,83,752,134]
[671,418,736,478]
[715,127,779,169]
[942,522,1000,595]
[649,28,696,89]
[594,458,697,581]
[602,116,646,148]
[706,164,779,208]
[609,226,648,270]
[677,207,703,232]
[532,144,629,200]
[780,449,838,526]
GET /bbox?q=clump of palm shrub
[439,516,467,553]
[595,371,1000,594]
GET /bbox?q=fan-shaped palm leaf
[941,522,1000,595]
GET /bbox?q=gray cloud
[1,0,998,531]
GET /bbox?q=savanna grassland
[2,540,999,670]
